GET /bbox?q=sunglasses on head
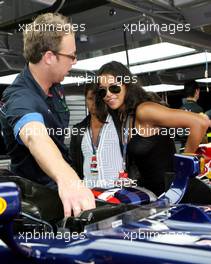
[98,84,121,98]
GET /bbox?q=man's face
[86,90,96,115]
[52,34,77,83]
[195,88,200,100]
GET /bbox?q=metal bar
[108,0,185,24]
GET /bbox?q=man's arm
[19,121,96,217]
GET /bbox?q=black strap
[122,115,130,171]
[88,125,103,155]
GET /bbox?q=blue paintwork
[158,154,200,203]
[0,182,20,221]
[0,154,211,263]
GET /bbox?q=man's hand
[19,121,96,218]
[58,177,96,217]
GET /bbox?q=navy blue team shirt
[1,65,71,185]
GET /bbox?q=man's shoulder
[2,65,40,99]
[73,115,90,129]
[181,100,203,113]
[194,104,203,113]
[2,84,35,106]
[3,74,28,98]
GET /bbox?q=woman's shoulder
[135,101,168,123]
[136,101,160,112]
[73,115,90,129]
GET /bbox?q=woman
[69,82,123,188]
[96,61,211,202]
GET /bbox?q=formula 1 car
[0,153,211,264]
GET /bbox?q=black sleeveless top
[127,131,176,196]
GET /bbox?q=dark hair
[84,82,107,123]
[184,80,199,97]
[97,61,158,116]
[84,82,97,97]
[147,92,169,107]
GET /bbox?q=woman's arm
[136,102,210,153]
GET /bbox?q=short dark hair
[84,82,98,97]
[84,82,107,123]
[184,80,199,97]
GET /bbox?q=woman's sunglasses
[98,84,121,98]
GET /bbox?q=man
[69,83,123,187]
[181,80,203,113]
[1,13,95,217]
[179,81,207,146]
